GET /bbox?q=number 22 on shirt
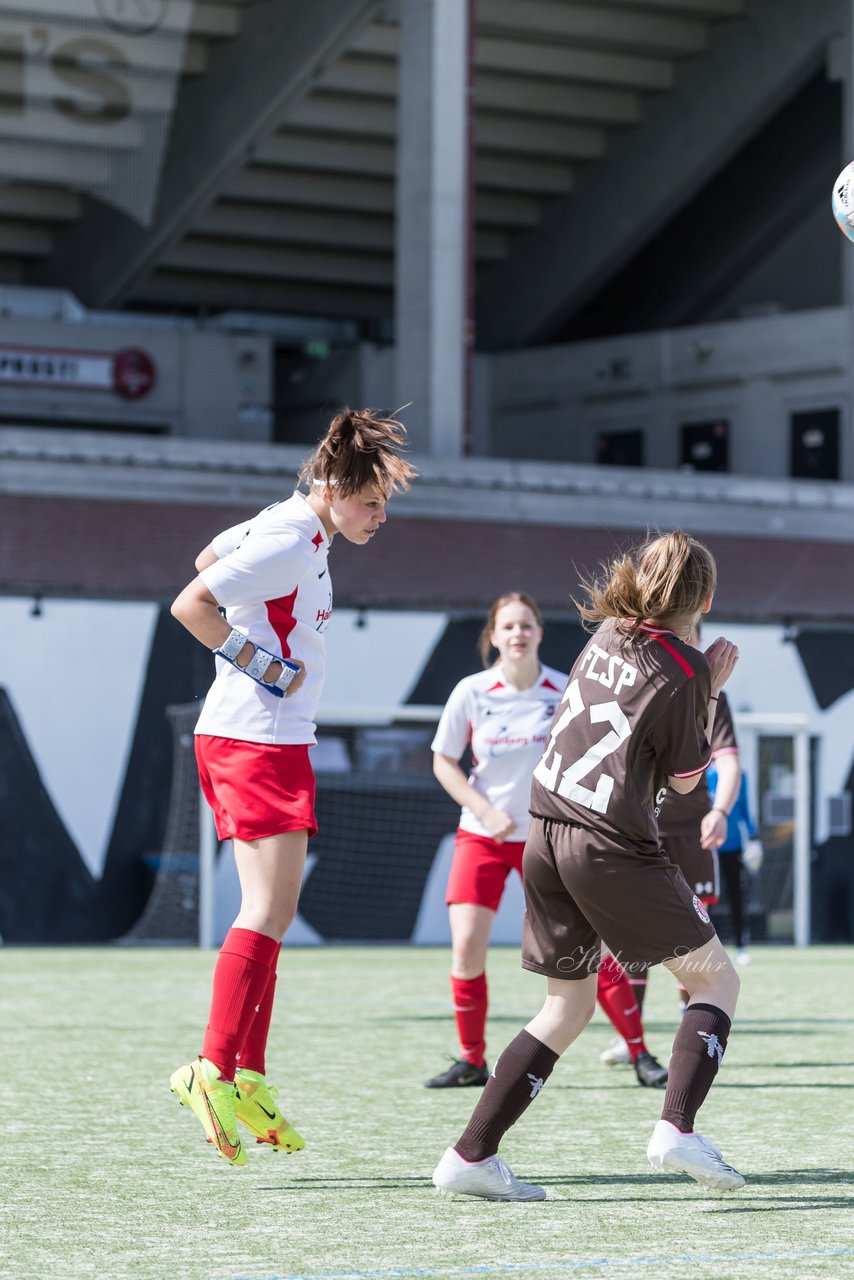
[533,678,632,815]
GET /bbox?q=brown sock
[661,1003,731,1133]
[628,975,647,1014]
[455,1029,559,1163]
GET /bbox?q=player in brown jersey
[602,639,741,1062]
[432,531,745,1200]
[657,671,741,1009]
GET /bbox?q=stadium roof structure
[7,0,839,343]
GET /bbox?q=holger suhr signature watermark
[555,945,728,976]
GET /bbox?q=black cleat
[424,1058,489,1089]
[634,1051,668,1088]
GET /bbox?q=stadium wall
[1,595,852,946]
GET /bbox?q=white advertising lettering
[533,678,633,815]
[578,643,638,696]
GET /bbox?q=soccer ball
[832,161,854,241]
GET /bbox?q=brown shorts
[660,830,719,905]
[521,818,717,981]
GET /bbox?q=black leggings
[718,851,745,948]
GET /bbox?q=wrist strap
[214,636,299,699]
[244,647,274,681]
[272,660,299,694]
[709,694,719,702]
[712,805,729,817]
[218,626,247,662]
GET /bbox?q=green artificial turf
[2,945,851,1280]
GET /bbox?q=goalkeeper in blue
[168,408,414,1165]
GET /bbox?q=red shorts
[446,829,526,912]
[195,735,317,842]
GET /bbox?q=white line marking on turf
[227,1246,854,1280]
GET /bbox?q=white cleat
[736,949,752,966]
[600,1036,631,1066]
[432,1147,546,1201]
[647,1120,745,1192]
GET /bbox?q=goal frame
[197,707,812,948]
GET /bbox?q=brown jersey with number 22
[529,617,712,855]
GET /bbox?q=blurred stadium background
[1,0,853,950]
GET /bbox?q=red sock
[237,967,277,1076]
[202,928,280,1080]
[451,973,488,1067]
[597,956,647,1063]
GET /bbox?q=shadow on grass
[704,1197,854,1212]
[730,1061,854,1069]
[253,1168,853,1196]
[713,1081,854,1089]
[256,1177,429,1193]
[378,1015,854,1036]
[541,1168,853,1187]
[369,1013,536,1025]
[640,1020,854,1034]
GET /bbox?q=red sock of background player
[451,973,488,1067]
[596,955,648,1063]
[237,966,278,1076]
[202,928,280,1080]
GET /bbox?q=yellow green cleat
[169,1057,247,1166]
[234,1068,305,1153]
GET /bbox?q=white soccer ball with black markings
[832,162,854,241]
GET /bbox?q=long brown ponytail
[299,407,416,497]
[576,531,717,632]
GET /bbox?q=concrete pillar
[395,0,470,457]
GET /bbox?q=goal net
[126,703,812,949]
[121,702,202,944]
[729,713,811,947]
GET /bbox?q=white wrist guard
[217,627,248,662]
[215,634,300,699]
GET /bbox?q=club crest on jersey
[692,894,711,924]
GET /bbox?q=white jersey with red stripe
[194,491,332,745]
[431,664,568,839]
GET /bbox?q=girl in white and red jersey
[168,408,414,1166]
[425,593,567,1088]
[426,594,668,1091]
[433,532,745,1201]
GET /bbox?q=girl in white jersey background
[169,408,414,1166]
[426,593,566,1088]
[426,594,668,1091]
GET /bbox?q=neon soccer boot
[169,1057,247,1166]
[234,1068,305,1153]
[647,1119,745,1191]
[433,1147,546,1201]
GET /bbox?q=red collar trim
[637,623,678,637]
[652,632,695,678]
